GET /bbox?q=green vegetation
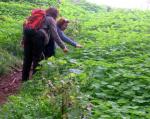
[0,0,150,118]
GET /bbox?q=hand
[20,40,24,48]
[76,44,83,48]
[63,47,68,53]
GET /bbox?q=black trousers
[22,30,45,81]
[43,38,55,59]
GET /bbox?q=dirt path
[0,69,22,105]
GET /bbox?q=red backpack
[24,9,46,30]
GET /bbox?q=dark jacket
[42,16,66,49]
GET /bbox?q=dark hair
[57,18,69,29]
[46,7,59,19]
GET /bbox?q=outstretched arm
[57,27,77,47]
[48,17,67,50]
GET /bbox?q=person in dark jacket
[44,18,82,58]
[22,7,68,81]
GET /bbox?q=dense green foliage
[0,0,150,118]
[0,2,33,75]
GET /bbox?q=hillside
[0,0,150,118]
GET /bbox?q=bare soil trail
[0,69,22,105]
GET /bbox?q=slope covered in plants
[0,0,150,118]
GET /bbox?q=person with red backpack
[43,18,82,58]
[22,7,68,81]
